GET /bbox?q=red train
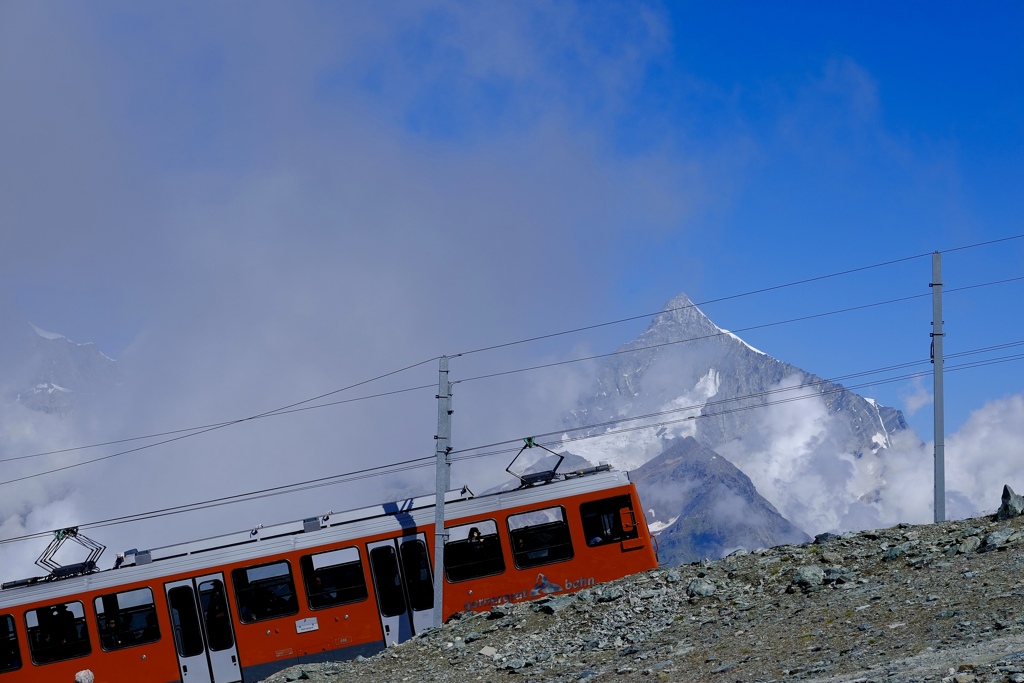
[0,466,656,682]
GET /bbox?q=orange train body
[0,468,657,682]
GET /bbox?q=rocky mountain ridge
[631,436,810,565]
[261,487,1024,683]
[564,291,913,543]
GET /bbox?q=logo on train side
[462,573,595,611]
[529,573,562,596]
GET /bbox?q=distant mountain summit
[630,436,808,565]
[0,297,117,415]
[564,292,910,536]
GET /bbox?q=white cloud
[872,397,1024,526]
[0,2,694,582]
[900,376,933,416]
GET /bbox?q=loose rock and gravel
[260,503,1024,683]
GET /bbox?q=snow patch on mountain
[566,291,911,537]
[647,515,678,533]
[30,323,65,340]
[564,367,722,471]
[721,329,766,356]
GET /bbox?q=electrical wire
[455,291,930,385]
[2,348,1021,549]
[450,345,1024,459]
[7,237,1022,469]
[0,382,437,465]
[4,271,1022,481]
[0,453,436,547]
[452,233,1024,359]
[454,275,1024,387]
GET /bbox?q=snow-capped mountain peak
[564,291,909,538]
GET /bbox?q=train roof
[0,465,631,609]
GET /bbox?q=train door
[366,532,435,646]
[164,572,241,683]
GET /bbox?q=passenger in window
[52,604,77,646]
[101,618,121,649]
[468,527,482,543]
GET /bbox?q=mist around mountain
[630,436,809,565]
[0,296,118,416]
[563,291,913,545]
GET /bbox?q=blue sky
[0,2,1022,572]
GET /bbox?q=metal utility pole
[931,252,946,523]
[432,356,453,628]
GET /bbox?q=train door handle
[182,664,188,675]
[385,624,391,635]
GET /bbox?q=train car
[0,465,657,682]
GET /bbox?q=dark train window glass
[444,519,505,582]
[300,547,369,610]
[94,587,160,651]
[368,545,406,618]
[167,586,204,658]
[0,614,21,672]
[580,494,639,547]
[400,540,434,611]
[25,601,91,664]
[198,580,234,651]
[232,561,299,623]
[507,506,574,569]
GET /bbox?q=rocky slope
[261,497,1024,683]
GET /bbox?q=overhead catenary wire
[451,233,1024,359]
[0,382,438,465]
[2,345,1021,549]
[449,350,1024,462]
[4,272,1023,484]
[0,454,436,547]
[7,236,1022,468]
[1,232,1021,555]
[453,275,1024,387]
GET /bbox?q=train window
[580,494,639,547]
[0,614,20,672]
[444,520,505,582]
[507,506,574,569]
[24,601,91,665]
[198,580,234,651]
[94,587,160,651]
[232,561,299,623]
[167,586,204,658]
[399,539,434,611]
[368,546,406,618]
[300,547,369,610]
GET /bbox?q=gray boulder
[996,484,1024,520]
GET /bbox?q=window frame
[0,614,21,673]
[443,519,506,582]
[507,505,574,569]
[300,546,369,610]
[24,600,91,665]
[579,494,640,548]
[94,586,161,652]
[399,539,434,612]
[231,560,299,624]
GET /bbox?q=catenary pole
[432,356,453,628]
[931,252,945,523]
